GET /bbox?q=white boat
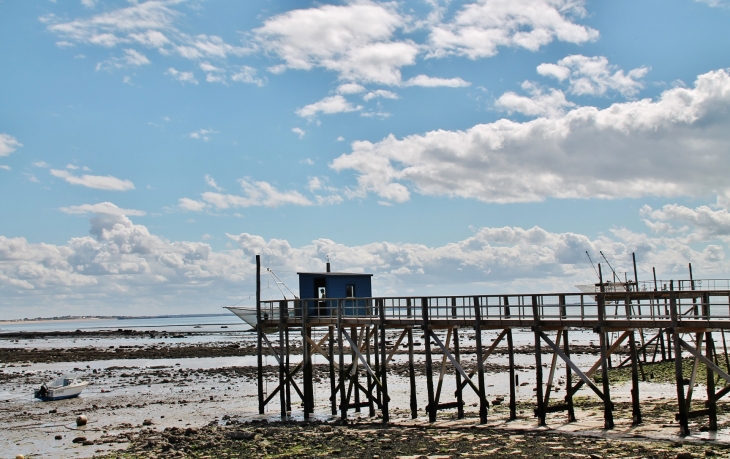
[34,374,89,401]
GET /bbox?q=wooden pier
[253,256,730,435]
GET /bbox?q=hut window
[345,284,355,298]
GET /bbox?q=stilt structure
[251,262,730,435]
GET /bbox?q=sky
[1,0,730,319]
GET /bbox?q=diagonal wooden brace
[679,338,730,385]
[430,330,481,396]
[540,331,606,402]
[342,329,385,392]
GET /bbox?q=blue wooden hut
[298,272,373,317]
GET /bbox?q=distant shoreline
[0,313,232,325]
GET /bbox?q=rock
[76,415,88,426]
[72,436,87,443]
[677,453,693,459]
[15,455,24,459]
[54,435,62,440]
[227,431,255,441]
[143,419,153,426]
[589,454,601,459]
[82,440,94,446]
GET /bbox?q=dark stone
[227,431,255,441]
[72,436,87,444]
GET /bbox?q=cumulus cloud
[641,204,730,241]
[201,178,311,209]
[332,68,730,204]
[0,134,22,157]
[50,169,135,191]
[189,128,218,141]
[254,2,418,85]
[537,55,650,98]
[296,95,362,118]
[59,202,145,216]
[427,0,598,59]
[2,205,729,317]
[231,66,264,86]
[403,75,470,87]
[166,67,198,84]
[178,197,207,212]
[495,81,575,117]
[363,89,398,101]
[292,127,306,138]
[337,83,366,94]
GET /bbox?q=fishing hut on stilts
[252,254,730,435]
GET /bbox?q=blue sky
[1,0,730,319]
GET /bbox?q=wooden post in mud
[256,255,264,415]
[422,297,436,422]
[285,323,291,413]
[504,296,517,420]
[563,328,576,422]
[407,298,418,419]
[352,326,361,413]
[670,281,690,435]
[559,294,576,422]
[378,298,390,423]
[302,300,313,419]
[597,264,615,429]
[374,320,382,406]
[279,300,287,418]
[365,325,375,417]
[337,299,347,421]
[474,296,488,425]
[532,294,546,426]
[329,325,336,415]
[703,293,718,431]
[454,327,465,419]
[625,295,642,425]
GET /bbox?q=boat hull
[34,382,88,401]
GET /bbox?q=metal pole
[256,255,264,415]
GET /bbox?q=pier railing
[259,287,730,329]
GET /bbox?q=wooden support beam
[474,296,489,425]
[256,255,264,415]
[671,283,690,436]
[329,325,336,415]
[384,329,408,365]
[423,297,436,422]
[539,331,606,401]
[533,295,546,426]
[434,328,452,405]
[378,298,390,423]
[430,330,480,396]
[543,330,562,407]
[454,326,465,419]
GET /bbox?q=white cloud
[296,95,362,118]
[80,0,98,8]
[204,174,223,191]
[641,204,730,241]
[0,134,22,157]
[695,0,730,7]
[337,136,345,142]
[332,68,730,204]
[292,127,306,138]
[403,75,470,88]
[337,83,366,94]
[495,81,575,117]
[537,55,649,98]
[0,165,10,171]
[202,178,312,209]
[231,66,264,86]
[254,2,418,85]
[363,89,398,101]
[189,128,218,141]
[166,67,198,84]
[50,169,135,191]
[427,0,599,59]
[33,161,50,168]
[178,197,207,212]
[59,202,145,216]
[2,205,730,317]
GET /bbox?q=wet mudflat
[4,327,730,458]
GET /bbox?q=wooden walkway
[252,258,730,436]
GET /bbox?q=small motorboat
[34,374,89,401]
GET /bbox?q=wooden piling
[256,255,264,415]
[670,281,690,436]
[422,297,436,422]
[532,295,546,426]
[378,298,390,423]
[474,296,488,424]
[329,325,336,415]
[279,300,286,418]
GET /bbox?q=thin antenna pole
[632,253,639,290]
[652,267,658,291]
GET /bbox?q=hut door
[314,278,326,316]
